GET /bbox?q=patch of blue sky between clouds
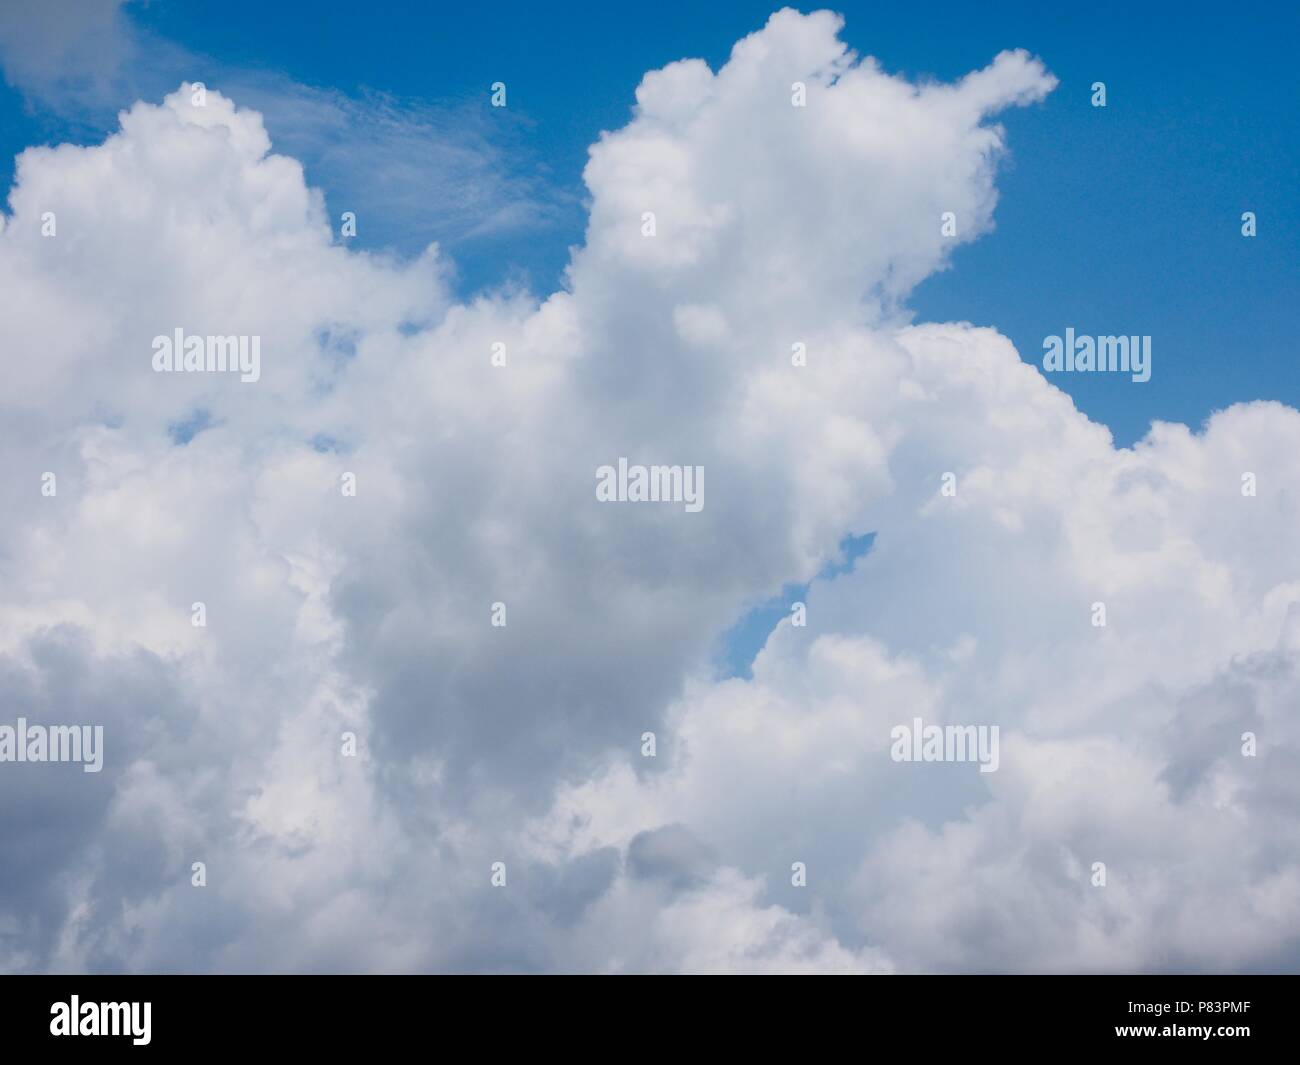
[167,407,215,446]
[716,532,875,680]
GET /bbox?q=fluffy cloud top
[0,9,1295,973]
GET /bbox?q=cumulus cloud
[0,8,1295,973]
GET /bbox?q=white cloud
[1,8,1295,974]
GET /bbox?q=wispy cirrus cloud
[224,75,569,253]
[0,0,569,274]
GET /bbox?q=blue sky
[2,1,1295,449]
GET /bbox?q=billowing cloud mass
[1,8,1297,973]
